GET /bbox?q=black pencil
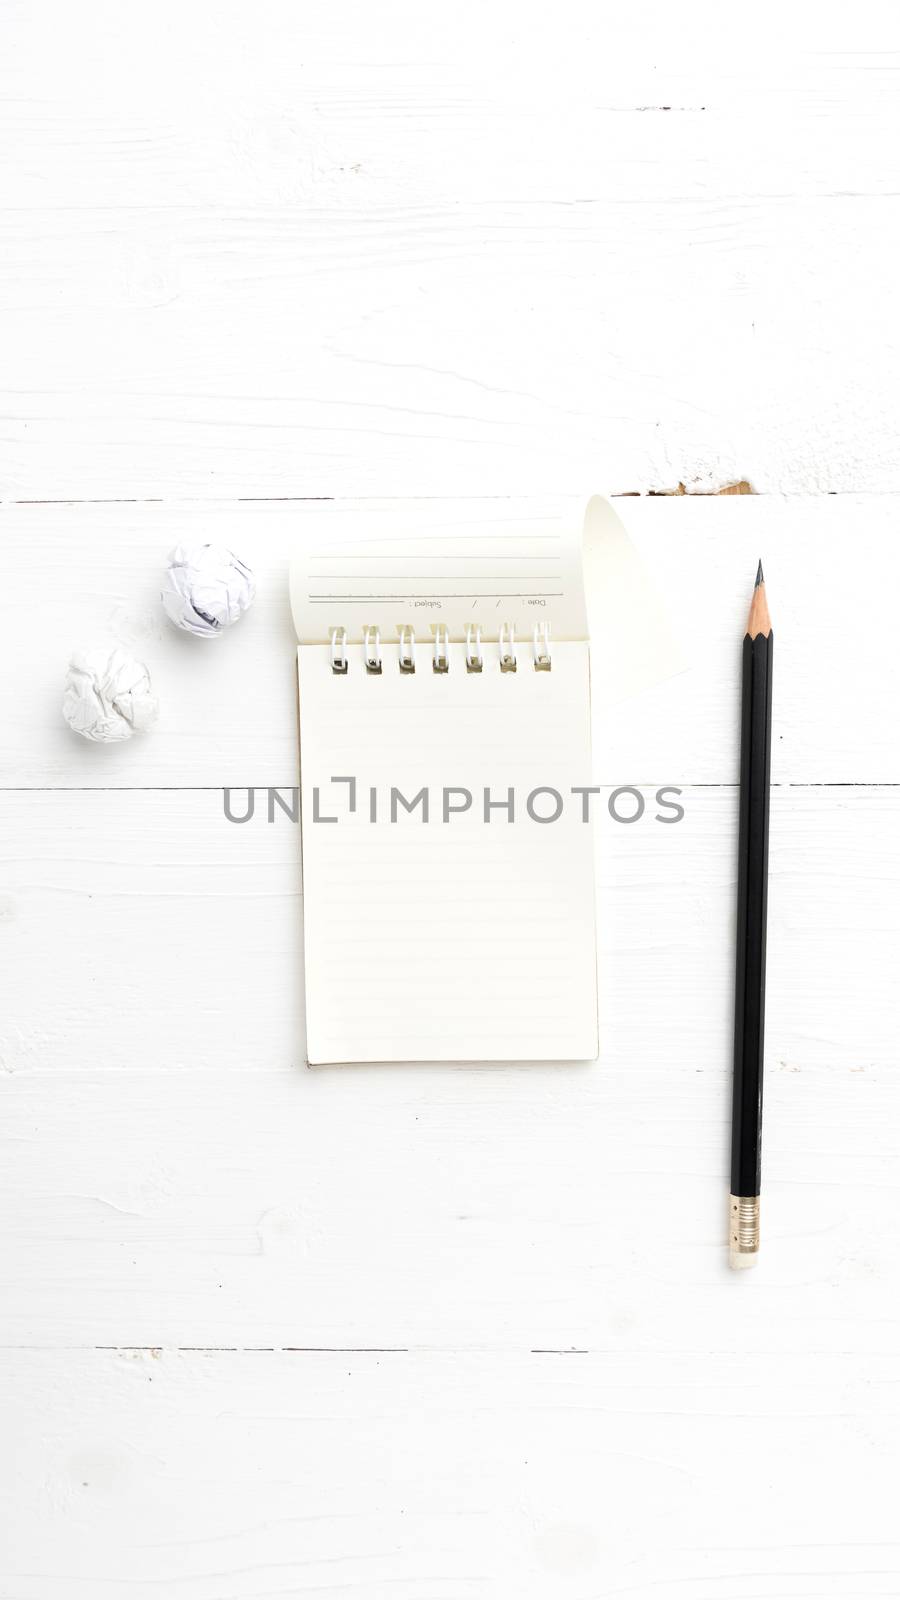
[729,561,773,1268]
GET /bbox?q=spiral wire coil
[327,623,552,674]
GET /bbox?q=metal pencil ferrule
[729,1194,760,1269]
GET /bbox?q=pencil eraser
[729,1248,758,1270]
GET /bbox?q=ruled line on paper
[310,572,564,578]
[309,594,565,601]
[307,535,565,545]
[298,640,598,1064]
[291,514,587,646]
[307,563,560,569]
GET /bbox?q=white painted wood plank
[1,785,895,1347]
[3,1347,899,1599]
[2,5,898,1591]
[3,495,898,786]
[2,5,900,496]
[0,780,893,1073]
[2,193,897,499]
[5,0,899,211]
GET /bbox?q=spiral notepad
[290,499,624,1065]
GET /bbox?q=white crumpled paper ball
[162,543,256,637]
[62,647,159,743]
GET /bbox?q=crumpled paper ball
[162,542,256,637]
[62,647,159,743]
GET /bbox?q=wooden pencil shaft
[731,629,773,1198]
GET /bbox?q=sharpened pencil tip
[746,564,772,638]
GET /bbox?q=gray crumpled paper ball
[62,647,159,743]
[162,542,256,637]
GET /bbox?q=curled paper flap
[579,494,686,708]
[290,496,682,705]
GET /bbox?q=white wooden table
[2,7,899,1597]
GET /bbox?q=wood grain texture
[4,494,899,786]
[1,785,896,1353]
[3,2,900,1593]
[3,1348,899,1600]
[2,3,900,498]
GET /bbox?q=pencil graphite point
[746,564,772,639]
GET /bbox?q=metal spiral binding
[533,621,551,671]
[499,621,517,672]
[398,624,416,673]
[433,624,449,674]
[465,624,483,673]
[329,626,348,674]
[363,624,382,674]
[329,621,547,674]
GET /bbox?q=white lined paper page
[290,501,588,644]
[297,641,598,1064]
